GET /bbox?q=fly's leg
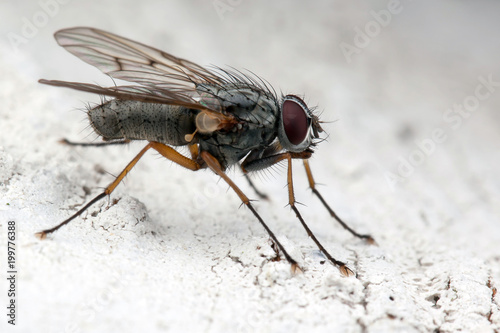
[242,150,356,276]
[200,151,301,273]
[285,155,354,276]
[36,141,202,239]
[36,142,151,239]
[60,138,131,147]
[238,143,283,200]
[188,144,199,160]
[149,142,202,171]
[303,160,375,244]
[243,172,269,200]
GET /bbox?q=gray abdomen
[88,100,196,146]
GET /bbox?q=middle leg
[201,151,301,273]
[303,159,374,244]
[286,155,354,276]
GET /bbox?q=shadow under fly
[37,27,374,276]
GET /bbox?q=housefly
[37,27,374,276]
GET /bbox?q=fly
[37,27,374,276]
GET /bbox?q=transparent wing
[52,27,226,98]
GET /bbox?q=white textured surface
[1,1,499,332]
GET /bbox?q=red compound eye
[283,99,308,145]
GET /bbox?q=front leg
[241,150,354,276]
[240,146,311,200]
[303,160,374,244]
[241,147,312,173]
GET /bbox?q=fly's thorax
[197,84,279,129]
[195,84,281,168]
[87,99,196,146]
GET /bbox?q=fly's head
[277,95,323,153]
